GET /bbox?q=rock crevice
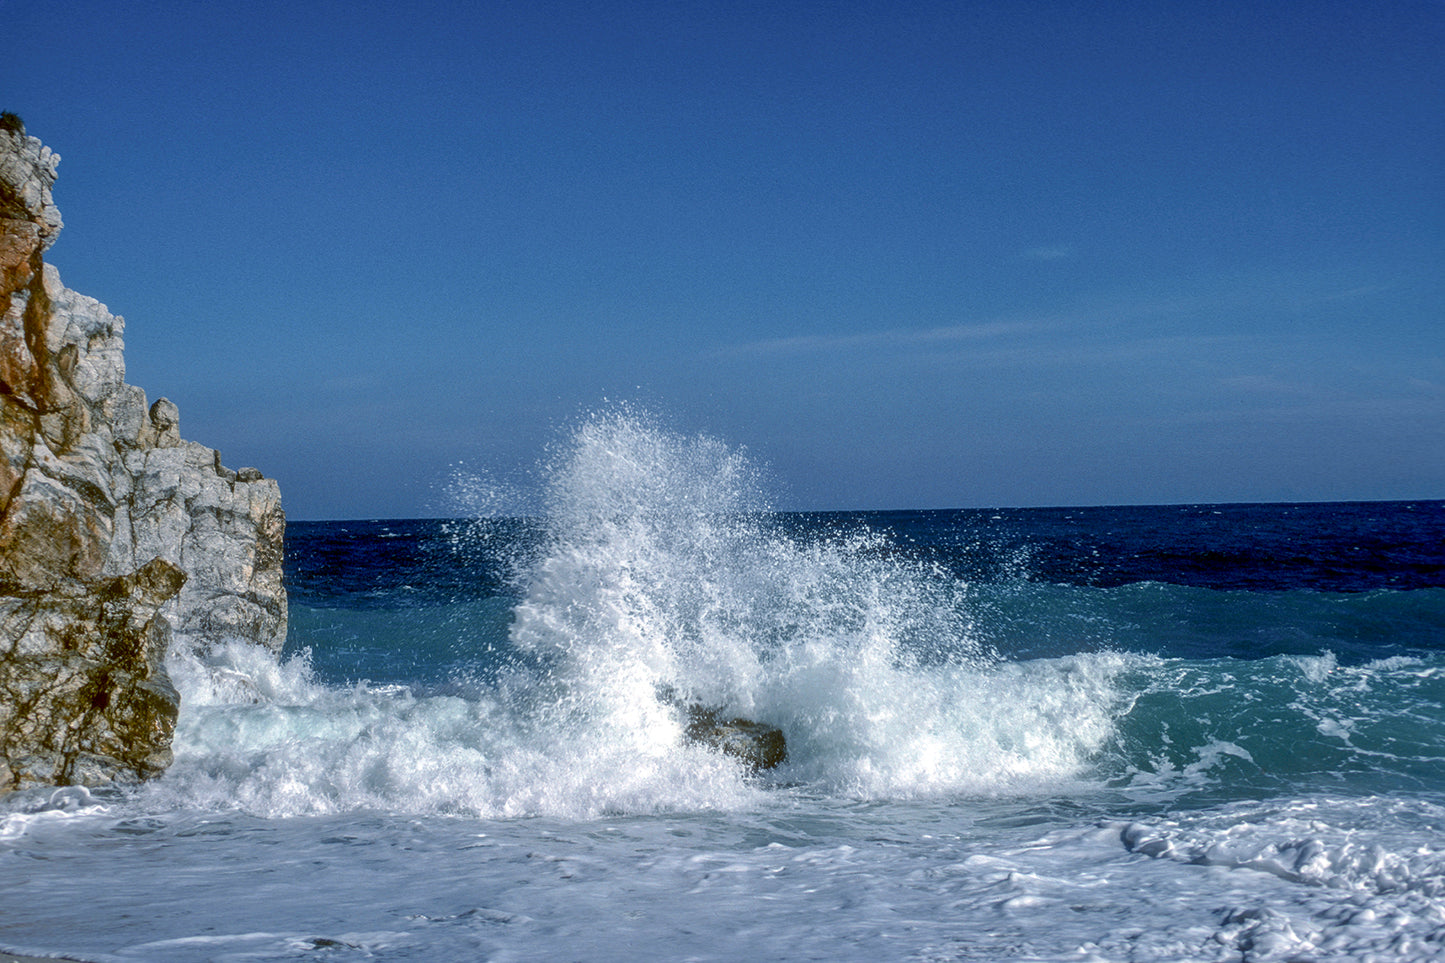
[0,121,286,792]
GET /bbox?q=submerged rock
[656,684,787,770]
[0,122,286,792]
[673,698,787,772]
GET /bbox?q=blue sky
[6,0,1442,518]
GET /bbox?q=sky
[5,0,1442,519]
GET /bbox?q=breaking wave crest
[148,408,1125,818]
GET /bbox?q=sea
[2,410,1443,962]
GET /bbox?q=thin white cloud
[718,318,1052,357]
[1316,283,1396,303]
[714,270,1410,365]
[1019,245,1076,261]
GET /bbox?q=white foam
[506,408,1122,800]
[6,789,1444,963]
[142,409,1127,818]
[1120,795,1445,958]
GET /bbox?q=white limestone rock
[0,122,287,792]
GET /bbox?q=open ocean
[3,412,1444,962]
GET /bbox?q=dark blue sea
[3,412,1443,961]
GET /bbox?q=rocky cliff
[0,118,286,792]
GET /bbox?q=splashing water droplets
[506,408,1118,798]
[153,407,1123,819]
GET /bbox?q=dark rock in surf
[681,703,787,772]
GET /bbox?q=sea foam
[151,408,1123,818]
